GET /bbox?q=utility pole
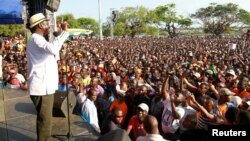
[98,0,103,40]
[22,0,29,45]
[110,8,115,39]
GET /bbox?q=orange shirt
[217,103,228,117]
[232,88,250,99]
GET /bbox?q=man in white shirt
[81,88,100,133]
[26,13,69,141]
[161,76,185,140]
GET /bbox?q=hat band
[30,18,47,28]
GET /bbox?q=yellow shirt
[218,103,228,117]
[82,76,91,87]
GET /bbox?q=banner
[228,43,237,50]
[0,0,23,24]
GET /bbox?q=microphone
[53,31,61,37]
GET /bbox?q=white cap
[226,69,236,78]
[246,101,250,106]
[219,88,235,96]
[193,72,201,78]
[231,96,242,107]
[206,70,213,75]
[137,103,149,112]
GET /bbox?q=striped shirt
[196,113,217,130]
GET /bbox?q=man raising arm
[26,13,69,141]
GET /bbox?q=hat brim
[221,92,235,96]
[29,18,48,28]
[137,104,149,112]
[246,101,250,106]
[137,106,146,112]
[227,73,235,76]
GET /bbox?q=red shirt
[127,115,147,141]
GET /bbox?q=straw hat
[76,52,82,56]
[29,13,48,28]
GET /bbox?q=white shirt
[116,84,126,96]
[161,96,185,134]
[16,73,26,84]
[6,73,26,89]
[81,98,100,129]
[26,31,69,95]
[136,134,169,141]
[179,105,196,134]
[76,93,87,105]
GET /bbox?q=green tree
[192,3,250,36]
[102,20,125,37]
[153,3,192,38]
[102,22,110,37]
[114,22,125,36]
[77,17,99,35]
[115,6,149,37]
[57,13,79,28]
[238,9,250,26]
[0,25,24,36]
[146,9,161,37]
[145,26,158,36]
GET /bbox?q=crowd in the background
[0,34,27,89]
[1,34,250,140]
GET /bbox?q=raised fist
[61,22,69,31]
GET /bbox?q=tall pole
[98,0,103,40]
[110,8,115,40]
[22,1,28,44]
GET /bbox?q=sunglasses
[114,115,123,118]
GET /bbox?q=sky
[0,0,23,24]
[57,0,250,21]
[0,0,22,14]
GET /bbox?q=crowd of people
[1,28,250,140]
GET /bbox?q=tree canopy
[57,13,99,35]
[150,3,192,38]
[114,6,149,37]
[105,4,192,38]
[192,3,250,36]
[0,25,25,36]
